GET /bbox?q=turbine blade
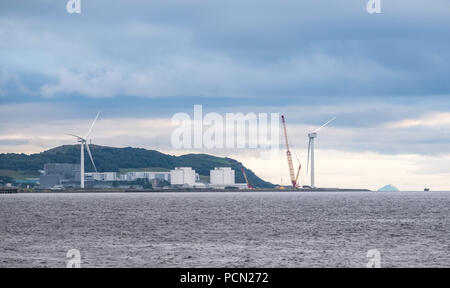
[66,133,84,140]
[313,117,336,133]
[85,142,97,172]
[85,111,100,139]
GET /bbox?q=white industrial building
[170,167,196,186]
[82,167,248,189]
[84,171,170,183]
[210,167,235,185]
[85,172,117,181]
[122,171,170,182]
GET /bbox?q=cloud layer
[1,0,450,100]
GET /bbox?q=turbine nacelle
[308,132,317,139]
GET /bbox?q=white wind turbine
[306,117,336,188]
[67,112,100,189]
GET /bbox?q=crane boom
[281,115,297,188]
[293,152,302,186]
[241,168,254,189]
[295,164,301,184]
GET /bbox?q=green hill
[0,145,274,188]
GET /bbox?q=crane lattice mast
[281,115,299,188]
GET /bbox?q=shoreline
[16,188,374,193]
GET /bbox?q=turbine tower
[307,117,335,188]
[67,112,100,189]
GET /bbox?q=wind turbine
[307,117,335,188]
[67,112,100,189]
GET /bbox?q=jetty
[0,187,18,194]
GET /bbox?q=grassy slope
[0,169,40,180]
[118,167,171,174]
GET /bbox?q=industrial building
[39,175,61,188]
[43,163,80,181]
[120,171,170,182]
[208,167,247,189]
[84,171,171,182]
[85,172,117,181]
[38,163,249,190]
[39,163,81,188]
[210,167,235,185]
[170,167,196,186]
[84,171,170,189]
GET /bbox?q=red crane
[241,168,254,189]
[281,115,301,188]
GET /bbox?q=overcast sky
[1,0,450,190]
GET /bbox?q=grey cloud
[1,0,449,100]
[1,100,450,157]
[0,139,29,146]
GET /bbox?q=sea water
[0,191,449,267]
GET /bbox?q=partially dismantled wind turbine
[67,112,100,189]
[306,117,335,188]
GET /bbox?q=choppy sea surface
[0,191,449,268]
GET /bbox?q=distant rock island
[378,184,400,192]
